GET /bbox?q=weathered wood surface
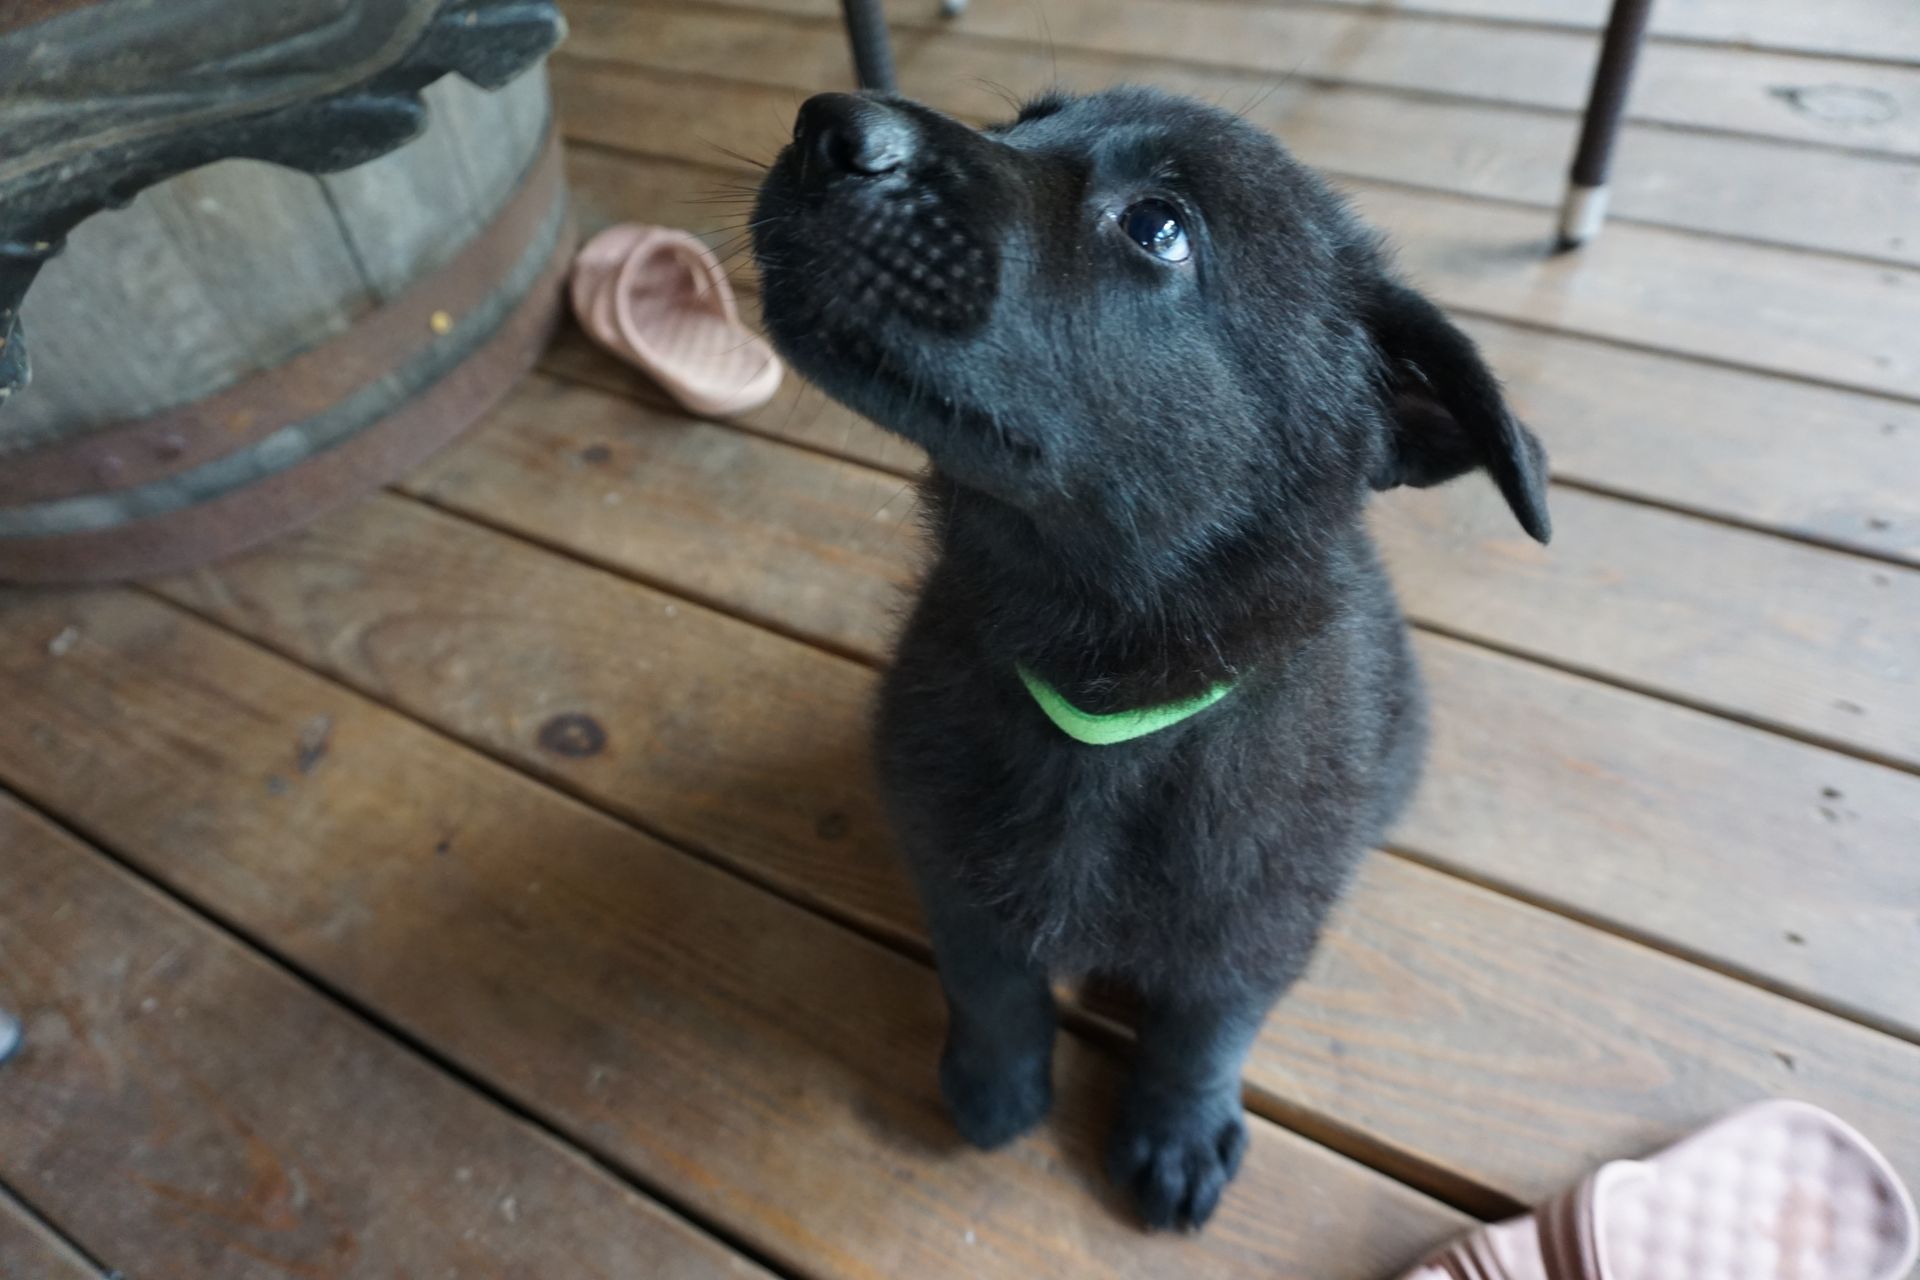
[147,491,1920,1211]
[562,2,1920,260]
[1376,482,1920,771]
[543,60,1920,556]
[0,791,767,1280]
[547,286,1920,584]
[1261,0,1920,65]
[390,374,1920,1012]
[404,374,1920,1030]
[1345,180,1920,403]
[645,0,1920,153]
[0,588,1465,1277]
[547,56,1920,403]
[547,140,1920,570]
[432,369,1920,786]
[4,0,1916,1266]
[408,373,922,659]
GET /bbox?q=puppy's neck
[922,476,1352,714]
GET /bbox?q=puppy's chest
[902,692,1296,937]
[877,626,1376,970]
[959,744,1219,943]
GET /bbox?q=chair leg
[840,0,898,93]
[1558,0,1656,249]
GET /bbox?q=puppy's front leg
[921,891,1057,1150]
[1109,985,1272,1231]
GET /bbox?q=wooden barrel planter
[0,0,571,582]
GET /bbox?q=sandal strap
[1536,1171,1606,1280]
[1434,1230,1512,1280]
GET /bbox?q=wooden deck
[3,0,1918,1275]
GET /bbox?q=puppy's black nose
[794,93,914,182]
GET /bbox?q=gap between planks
[626,0,1920,161]
[1161,0,1920,69]
[556,0,1920,265]
[548,33,1920,228]
[523,356,1920,785]
[129,489,1920,1222]
[1403,616,1920,783]
[0,1174,108,1280]
[0,591,1466,1280]
[0,778,806,1280]
[365,465,1920,1047]
[107,576,1567,1221]
[546,66,1920,405]
[557,130,1920,435]
[1375,834,1920,1050]
[567,4,1920,171]
[537,348,1920,577]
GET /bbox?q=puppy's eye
[1117,199,1191,263]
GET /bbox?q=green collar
[1016,665,1236,746]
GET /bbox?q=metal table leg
[0,1008,20,1065]
[1558,0,1656,248]
[840,0,897,92]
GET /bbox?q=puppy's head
[753,88,1549,560]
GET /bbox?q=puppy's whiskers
[704,141,772,172]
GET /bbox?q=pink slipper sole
[569,223,782,418]
[1405,1101,1918,1280]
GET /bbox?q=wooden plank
[548,55,1920,404]
[546,145,1920,568]
[435,357,1920,787]
[1293,0,1920,67]
[542,319,914,478]
[1404,634,1920,1030]
[556,12,1920,267]
[0,1184,97,1280]
[1375,481,1920,770]
[550,60,788,186]
[547,145,922,473]
[1455,316,1920,566]
[1342,179,1920,403]
[650,0,1920,152]
[1265,854,1920,1203]
[388,376,1920,1031]
[0,793,766,1280]
[404,372,920,658]
[562,144,757,242]
[148,489,1920,1204]
[0,587,1463,1276]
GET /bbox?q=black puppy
[753,87,1549,1231]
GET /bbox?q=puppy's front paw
[939,1046,1052,1149]
[1107,1090,1248,1231]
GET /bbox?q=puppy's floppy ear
[1363,275,1552,544]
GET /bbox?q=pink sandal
[568,223,782,418]
[1405,1101,1917,1280]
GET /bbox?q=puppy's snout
[763,92,998,339]
[795,93,915,183]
